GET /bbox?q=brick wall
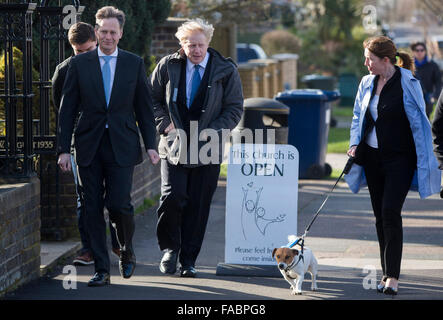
[272,54,299,90]
[248,61,271,98]
[151,18,237,64]
[0,176,41,297]
[238,63,259,99]
[129,142,161,211]
[151,17,186,62]
[40,154,77,241]
[239,56,298,100]
[248,59,280,98]
[40,138,161,241]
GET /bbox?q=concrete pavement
[4,154,443,300]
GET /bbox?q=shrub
[0,47,41,135]
[260,29,301,56]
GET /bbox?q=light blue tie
[189,64,201,108]
[101,56,113,106]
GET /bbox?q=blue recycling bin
[275,89,332,179]
[322,90,340,104]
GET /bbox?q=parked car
[393,36,421,50]
[236,43,267,63]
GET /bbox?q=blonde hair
[175,18,214,46]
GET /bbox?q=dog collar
[285,254,304,273]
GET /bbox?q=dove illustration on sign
[241,182,286,240]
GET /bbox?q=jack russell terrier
[272,236,318,295]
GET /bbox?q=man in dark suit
[411,42,442,118]
[58,6,159,287]
[52,21,121,267]
[150,18,243,278]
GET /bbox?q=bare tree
[179,0,272,26]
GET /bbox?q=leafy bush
[31,0,171,77]
[292,0,368,79]
[260,29,301,56]
[0,47,41,135]
[79,0,171,69]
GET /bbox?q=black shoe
[383,287,398,296]
[377,276,387,293]
[159,250,178,274]
[119,250,136,279]
[87,272,110,287]
[180,266,197,278]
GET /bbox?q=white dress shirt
[366,95,379,148]
[185,52,210,108]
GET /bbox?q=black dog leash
[289,156,355,252]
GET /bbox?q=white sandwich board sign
[225,144,299,265]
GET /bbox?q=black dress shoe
[180,266,197,278]
[119,250,136,279]
[376,284,385,293]
[159,250,178,274]
[383,287,398,296]
[87,272,110,287]
[377,277,387,293]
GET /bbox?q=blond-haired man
[151,18,243,277]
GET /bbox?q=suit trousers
[78,129,135,273]
[362,143,416,280]
[70,155,120,255]
[156,159,220,268]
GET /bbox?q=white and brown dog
[272,236,318,295]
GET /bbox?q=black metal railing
[0,1,36,179]
[1,0,84,240]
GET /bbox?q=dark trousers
[425,102,434,118]
[71,155,119,255]
[78,130,135,273]
[156,159,220,268]
[362,143,416,280]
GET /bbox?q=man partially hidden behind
[58,6,159,287]
[410,42,442,117]
[150,18,243,277]
[52,22,121,267]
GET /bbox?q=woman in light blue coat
[345,36,441,295]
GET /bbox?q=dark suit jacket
[52,56,73,111]
[150,47,243,166]
[52,56,76,153]
[58,48,157,167]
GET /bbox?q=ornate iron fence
[0,1,36,179]
[1,0,83,240]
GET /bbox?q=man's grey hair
[175,18,214,46]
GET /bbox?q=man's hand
[57,153,72,172]
[147,149,160,165]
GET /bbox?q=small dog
[272,236,318,295]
